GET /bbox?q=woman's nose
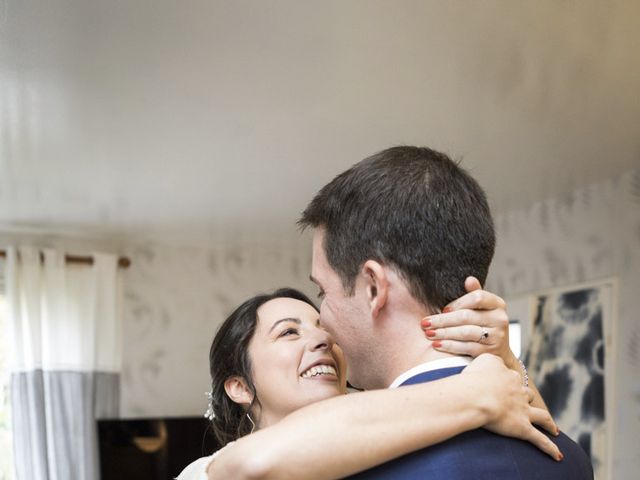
[309,328,333,351]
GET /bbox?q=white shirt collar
[388,356,472,389]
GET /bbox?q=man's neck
[365,303,468,389]
[359,276,466,390]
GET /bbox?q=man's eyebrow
[268,317,301,334]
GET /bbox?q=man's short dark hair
[299,146,496,309]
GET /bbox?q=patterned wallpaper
[119,237,314,419]
[486,167,640,479]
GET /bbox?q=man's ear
[362,260,388,319]
[224,376,253,407]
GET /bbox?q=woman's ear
[224,376,253,407]
[362,260,388,319]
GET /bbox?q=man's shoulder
[554,431,594,476]
[348,428,593,480]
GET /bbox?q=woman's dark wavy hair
[208,287,318,447]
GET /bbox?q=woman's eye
[279,328,299,337]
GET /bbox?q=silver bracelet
[518,358,529,387]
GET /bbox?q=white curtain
[5,247,123,480]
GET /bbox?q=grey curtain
[11,371,119,480]
[6,248,123,480]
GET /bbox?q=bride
[178,286,559,480]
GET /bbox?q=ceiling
[1,0,639,246]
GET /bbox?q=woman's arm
[421,276,548,410]
[207,354,559,480]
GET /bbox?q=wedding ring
[478,329,489,343]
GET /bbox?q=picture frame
[506,278,617,480]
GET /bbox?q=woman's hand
[462,354,562,461]
[421,278,550,410]
[420,276,518,369]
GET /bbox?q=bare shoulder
[176,455,214,480]
[176,442,235,480]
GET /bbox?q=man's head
[299,146,496,387]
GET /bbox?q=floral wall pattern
[119,237,314,419]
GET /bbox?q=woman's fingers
[422,307,509,330]
[423,309,481,328]
[524,427,563,461]
[527,402,562,460]
[464,276,482,292]
[526,387,535,404]
[430,339,484,357]
[424,279,514,362]
[529,406,560,436]
[426,322,507,359]
[425,324,495,342]
[442,286,507,312]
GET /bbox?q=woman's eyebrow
[268,317,301,333]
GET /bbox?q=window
[509,320,522,359]
[0,286,14,480]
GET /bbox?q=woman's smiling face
[247,296,347,427]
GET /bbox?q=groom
[299,146,592,478]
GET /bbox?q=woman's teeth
[301,365,337,378]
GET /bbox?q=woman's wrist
[516,358,529,387]
[503,351,529,386]
[503,350,520,371]
[458,372,497,426]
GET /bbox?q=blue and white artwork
[524,284,613,479]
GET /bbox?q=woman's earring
[246,413,256,433]
[204,390,215,421]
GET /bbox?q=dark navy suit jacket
[347,366,594,479]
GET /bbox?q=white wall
[486,167,640,478]
[119,237,313,418]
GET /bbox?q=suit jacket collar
[388,356,472,388]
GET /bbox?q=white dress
[175,455,214,480]
[176,443,234,480]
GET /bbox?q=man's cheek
[321,311,338,337]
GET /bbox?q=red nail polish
[432,341,442,348]
[421,319,431,327]
[558,452,564,461]
[425,330,437,337]
[442,306,452,313]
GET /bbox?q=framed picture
[506,279,617,480]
